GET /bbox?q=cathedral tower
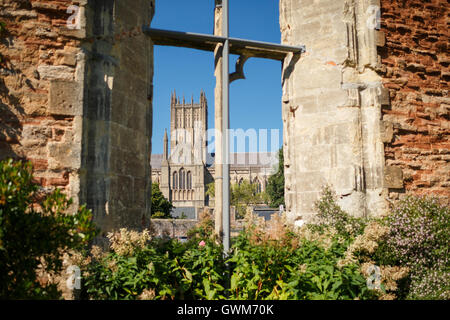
[159,90,210,216]
[170,90,208,164]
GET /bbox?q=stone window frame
[253,177,262,194]
[179,168,186,190]
[187,171,192,190]
[173,171,178,189]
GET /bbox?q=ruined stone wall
[81,0,155,236]
[378,0,449,202]
[280,0,388,221]
[280,0,448,221]
[0,0,155,236]
[0,0,87,208]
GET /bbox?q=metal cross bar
[142,27,305,61]
[144,0,305,255]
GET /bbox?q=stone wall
[80,0,155,237]
[150,219,198,239]
[0,0,87,209]
[280,0,449,221]
[378,0,449,202]
[0,0,155,237]
[280,0,388,221]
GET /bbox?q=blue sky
[151,0,282,154]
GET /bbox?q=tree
[206,182,215,198]
[231,180,262,219]
[151,182,173,218]
[266,148,285,208]
[206,179,268,219]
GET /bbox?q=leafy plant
[227,225,375,300]
[0,21,6,35]
[151,182,173,219]
[266,148,285,208]
[0,159,98,299]
[80,185,449,301]
[313,186,367,237]
[206,182,215,198]
[83,216,226,300]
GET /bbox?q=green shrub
[313,186,367,237]
[266,148,285,208]
[151,183,173,219]
[80,186,449,301]
[227,217,376,300]
[83,217,226,300]
[82,207,376,300]
[0,159,98,299]
[231,180,263,219]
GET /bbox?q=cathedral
[151,91,278,218]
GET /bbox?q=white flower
[294,219,305,228]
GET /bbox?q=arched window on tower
[180,168,186,189]
[187,171,192,190]
[173,172,178,189]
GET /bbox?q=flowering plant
[80,188,449,301]
[375,196,450,299]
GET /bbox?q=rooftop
[151,152,278,171]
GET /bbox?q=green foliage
[80,184,449,301]
[205,182,215,199]
[0,159,98,299]
[231,180,263,219]
[0,21,6,35]
[82,224,375,300]
[227,229,375,300]
[151,182,173,219]
[266,148,285,208]
[313,186,367,237]
[83,219,227,300]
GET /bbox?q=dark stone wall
[81,0,155,236]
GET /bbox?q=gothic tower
[170,90,208,164]
[159,90,209,216]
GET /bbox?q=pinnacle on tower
[163,128,168,160]
[200,89,207,107]
[171,90,178,105]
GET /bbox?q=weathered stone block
[379,87,390,106]
[375,31,386,47]
[49,80,82,116]
[380,120,394,143]
[56,47,78,67]
[384,166,404,189]
[47,141,80,170]
[37,65,74,81]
